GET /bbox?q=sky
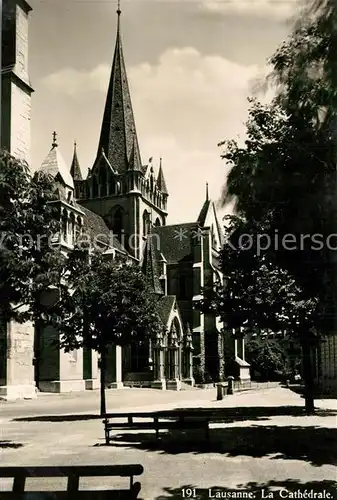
[28,0,301,224]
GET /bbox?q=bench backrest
[103,410,215,419]
[0,465,143,494]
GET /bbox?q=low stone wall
[195,381,281,391]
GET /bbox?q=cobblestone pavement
[1,387,336,499]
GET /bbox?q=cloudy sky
[28,0,300,223]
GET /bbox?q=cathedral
[0,0,251,399]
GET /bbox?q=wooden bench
[103,410,210,444]
[0,465,143,499]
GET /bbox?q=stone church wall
[0,318,35,400]
[10,82,32,164]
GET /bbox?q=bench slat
[0,490,136,499]
[106,420,207,430]
[0,465,143,478]
[103,410,220,419]
[106,422,158,430]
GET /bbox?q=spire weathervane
[116,0,121,33]
[52,131,58,148]
[206,182,209,201]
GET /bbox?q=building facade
[0,0,250,399]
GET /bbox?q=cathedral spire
[70,140,82,181]
[95,2,142,172]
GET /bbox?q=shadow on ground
[105,425,337,466]
[155,480,337,500]
[12,405,337,423]
[288,384,337,400]
[0,441,23,449]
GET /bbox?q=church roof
[40,134,74,189]
[153,223,198,264]
[141,231,163,295]
[156,295,177,327]
[78,204,127,254]
[70,142,82,181]
[156,158,168,195]
[95,9,142,173]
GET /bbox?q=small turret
[70,141,82,181]
[156,157,168,195]
[39,132,74,190]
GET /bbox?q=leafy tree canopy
[0,149,64,323]
[50,249,164,353]
[219,0,337,323]
[200,215,319,339]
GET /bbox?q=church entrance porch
[121,317,193,390]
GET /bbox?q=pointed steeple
[142,227,163,296]
[70,141,82,181]
[96,3,142,173]
[128,133,141,171]
[156,158,168,195]
[197,184,212,226]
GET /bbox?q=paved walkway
[1,387,336,499]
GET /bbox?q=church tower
[75,4,168,260]
[1,0,34,164]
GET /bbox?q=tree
[0,149,64,325]
[197,215,319,412]
[245,335,289,382]
[222,0,337,300]
[50,249,163,415]
[221,98,332,303]
[216,0,337,412]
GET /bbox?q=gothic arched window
[92,176,98,198]
[155,217,161,227]
[99,167,107,197]
[61,211,68,243]
[211,225,217,249]
[110,177,116,195]
[143,210,150,237]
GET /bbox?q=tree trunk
[34,320,41,390]
[301,341,315,415]
[100,349,107,416]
